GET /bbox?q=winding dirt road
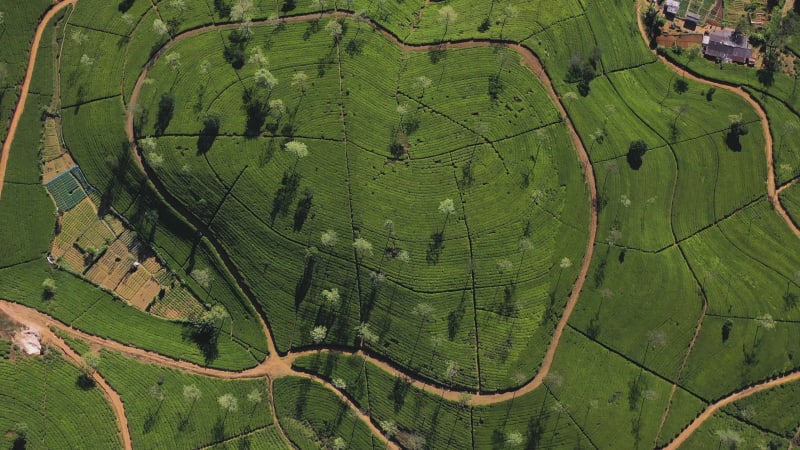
[15,0,800,449]
[635,1,800,447]
[124,9,598,407]
[0,0,76,200]
[0,302,131,450]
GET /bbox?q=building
[684,11,701,29]
[702,29,754,65]
[664,0,680,17]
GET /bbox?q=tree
[0,12,4,26]
[321,287,340,307]
[353,237,373,259]
[380,419,398,438]
[686,44,701,69]
[642,5,664,41]
[80,54,94,67]
[325,20,343,42]
[438,6,458,38]
[218,393,239,423]
[246,388,263,412]
[500,5,518,38]
[497,258,513,274]
[254,68,278,90]
[445,360,459,385]
[191,304,229,339]
[230,0,253,21]
[313,0,327,13]
[182,384,202,419]
[715,429,744,449]
[505,431,524,447]
[415,75,432,98]
[11,423,28,448]
[292,71,309,95]
[190,268,214,290]
[153,18,170,37]
[139,136,157,152]
[169,0,187,12]
[332,377,347,390]
[82,352,100,378]
[320,229,338,247]
[753,313,776,346]
[165,52,182,72]
[726,114,749,151]
[248,48,268,68]
[269,99,286,119]
[150,383,167,403]
[42,278,57,298]
[397,249,410,263]
[71,29,88,46]
[354,322,377,347]
[310,325,327,343]
[404,433,426,450]
[412,302,434,325]
[438,198,456,233]
[145,152,164,169]
[284,140,308,160]
[326,437,345,450]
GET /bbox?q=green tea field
[1,0,800,448]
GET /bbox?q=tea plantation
[2,0,800,448]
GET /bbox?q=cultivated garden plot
[5,0,800,448]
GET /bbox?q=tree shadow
[293,189,314,232]
[447,288,467,339]
[426,231,444,264]
[243,87,268,137]
[212,417,225,441]
[757,68,775,88]
[118,0,134,12]
[294,256,316,309]
[725,130,743,152]
[673,79,689,94]
[390,377,410,413]
[270,172,301,224]
[429,45,446,64]
[181,323,219,365]
[197,114,221,155]
[525,417,543,449]
[143,402,164,434]
[76,374,95,390]
[154,93,175,135]
[281,0,296,12]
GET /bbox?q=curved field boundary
[124,9,598,404]
[0,299,393,449]
[0,300,131,450]
[0,0,77,200]
[0,3,603,449]
[634,1,800,447]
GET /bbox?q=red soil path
[0,0,76,200]
[6,4,599,449]
[0,301,131,450]
[124,11,598,407]
[636,1,800,447]
[7,0,800,447]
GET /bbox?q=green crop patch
[274,376,380,449]
[0,353,121,449]
[130,18,588,390]
[98,350,273,448]
[7,0,800,447]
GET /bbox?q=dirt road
[124,9,598,408]
[0,301,131,450]
[636,1,800,446]
[0,0,76,200]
